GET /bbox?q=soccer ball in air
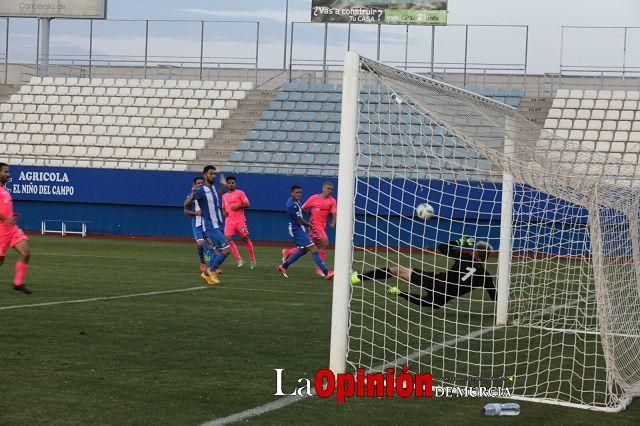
[415,203,435,220]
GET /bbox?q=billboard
[0,0,107,19]
[311,1,447,25]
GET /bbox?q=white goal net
[330,52,640,411]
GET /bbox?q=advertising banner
[0,0,107,19]
[311,0,447,25]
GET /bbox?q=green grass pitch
[0,236,638,424]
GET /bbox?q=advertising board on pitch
[0,0,107,19]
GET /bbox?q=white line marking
[0,286,205,311]
[0,286,328,311]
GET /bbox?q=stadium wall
[8,166,589,252]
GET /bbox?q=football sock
[283,249,306,268]
[14,261,29,286]
[284,247,298,258]
[319,248,327,262]
[311,252,328,275]
[210,252,229,270]
[197,244,206,263]
[245,239,255,261]
[228,240,242,260]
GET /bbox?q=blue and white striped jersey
[194,184,224,230]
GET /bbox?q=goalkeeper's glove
[388,286,401,296]
[455,236,476,247]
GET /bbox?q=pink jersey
[222,189,249,222]
[0,185,15,232]
[302,194,337,228]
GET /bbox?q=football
[415,203,435,220]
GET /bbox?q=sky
[1,0,640,74]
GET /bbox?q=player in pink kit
[282,182,336,276]
[221,176,256,269]
[0,163,33,294]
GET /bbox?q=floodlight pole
[40,17,51,77]
[329,51,359,374]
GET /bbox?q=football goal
[329,51,640,411]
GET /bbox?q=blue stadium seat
[293,122,308,132]
[328,133,340,143]
[244,151,258,163]
[309,83,323,92]
[257,152,272,163]
[288,111,302,121]
[278,142,294,152]
[481,88,496,97]
[302,112,315,121]
[252,140,266,151]
[275,91,288,101]
[282,82,295,91]
[295,102,308,111]
[289,92,303,102]
[316,92,329,102]
[265,141,280,152]
[261,110,275,121]
[308,143,322,153]
[301,133,314,143]
[506,97,520,107]
[283,101,296,110]
[302,92,315,102]
[300,153,315,164]
[268,101,281,111]
[378,103,389,114]
[321,122,336,132]
[511,87,525,97]
[273,152,287,163]
[496,88,510,97]
[314,133,329,143]
[246,130,259,141]
[274,111,288,121]
[315,154,330,165]
[229,151,244,162]
[328,113,341,122]
[308,122,322,132]
[259,130,273,140]
[237,140,251,151]
[286,131,302,141]
[494,96,506,104]
[254,121,267,130]
[321,103,336,112]
[273,131,287,142]
[315,112,329,122]
[322,83,336,92]
[267,121,281,131]
[287,153,301,164]
[328,93,341,103]
[321,143,337,154]
[281,121,295,131]
[308,102,322,112]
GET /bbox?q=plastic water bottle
[481,402,520,416]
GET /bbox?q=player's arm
[437,236,475,258]
[184,185,199,208]
[216,173,227,197]
[183,208,200,216]
[0,211,17,225]
[396,291,442,309]
[329,200,337,228]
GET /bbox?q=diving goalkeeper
[351,236,496,309]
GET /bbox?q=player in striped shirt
[183,176,211,272]
[282,182,336,276]
[0,163,32,294]
[183,165,230,285]
[277,185,334,280]
[221,176,256,269]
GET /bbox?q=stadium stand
[228,82,524,178]
[541,89,640,183]
[0,77,253,170]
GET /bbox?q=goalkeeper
[351,236,496,309]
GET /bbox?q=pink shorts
[224,220,249,238]
[309,225,328,244]
[0,226,28,257]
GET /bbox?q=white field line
[0,286,328,311]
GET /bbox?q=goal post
[329,51,640,411]
[329,51,360,375]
